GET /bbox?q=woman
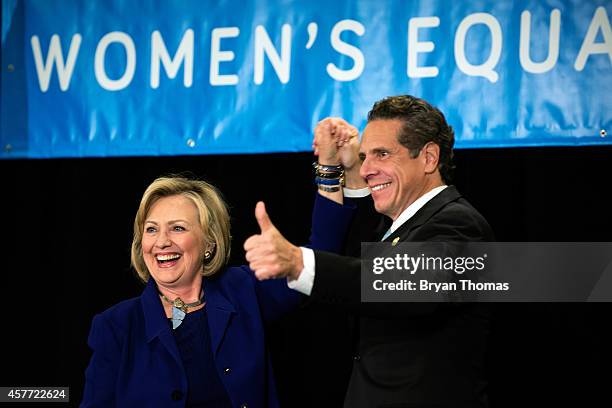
[81,176,355,407]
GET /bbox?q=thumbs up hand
[244,202,304,281]
[254,200,273,232]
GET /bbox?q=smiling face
[359,119,435,221]
[141,195,206,289]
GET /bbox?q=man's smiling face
[358,119,429,221]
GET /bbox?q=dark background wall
[2,145,611,406]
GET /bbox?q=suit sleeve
[307,193,357,253]
[81,313,120,407]
[342,195,389,257]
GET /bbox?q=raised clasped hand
[312,117,360,170]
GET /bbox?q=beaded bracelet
[315,169,345,179]
[317,185,341,193]
[315,177,342,186]
[312,162,343,173]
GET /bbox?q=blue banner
[1,0,611,158]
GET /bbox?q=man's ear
[422,142,440,174]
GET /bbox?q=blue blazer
[81,195,355,408]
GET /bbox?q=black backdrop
[2,146,611,406]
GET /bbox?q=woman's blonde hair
[131,176,231,282]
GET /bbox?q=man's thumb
[255,201,273,232]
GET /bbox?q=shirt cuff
[287,247,315,295]
[343,187,370,198]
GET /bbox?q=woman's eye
[173,226,186,232]
[145,226,157,233]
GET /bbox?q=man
[245,95,494,407]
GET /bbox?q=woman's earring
[204,250,212,260]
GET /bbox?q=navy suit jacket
[312,186,495,408]
[81,194,356,408]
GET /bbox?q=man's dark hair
[367,95,455,184]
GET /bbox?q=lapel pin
[392,237,400,246]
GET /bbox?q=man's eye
[378,151,388,158]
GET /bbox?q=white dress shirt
[288,185,447,295]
